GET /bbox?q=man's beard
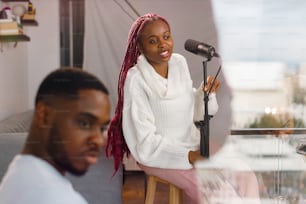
[46,125,87,176]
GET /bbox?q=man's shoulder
[29,188,88,204]
[0,155,88,204]
[0,189,88,204]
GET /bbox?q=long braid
[105,13,170,173]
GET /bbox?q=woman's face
[137,19,173,69]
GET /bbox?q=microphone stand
[202,59,212,158]
[185,39,221,158]
[195,58,212,158]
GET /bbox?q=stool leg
[145,176,157,204]
[169,184,182,204]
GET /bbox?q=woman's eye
[149,39,157,44]
[78,120,91,129]
[164,35,169,40]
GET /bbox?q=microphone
[184,39,219,59]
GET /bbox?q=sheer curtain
[83,0,137,112]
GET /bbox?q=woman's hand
[188,150,206,165]
[201,76,220,93]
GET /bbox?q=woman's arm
[193,76,220,121]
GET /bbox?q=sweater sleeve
[122,71,193,169]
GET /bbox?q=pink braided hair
[105,13,170,173]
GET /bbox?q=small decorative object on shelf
[22,0,37,26]
[0,18,22,35]
[27,1,34,14]
[12,4,26,24]
[0,6,13,19]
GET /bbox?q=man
[0,67,111,204]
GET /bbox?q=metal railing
[228,128,306,203]
[231,128,306,136]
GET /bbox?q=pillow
[0,110,33,134]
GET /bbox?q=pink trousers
[138,163,200,204]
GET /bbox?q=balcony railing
[225,128,306,203]
[231,128,306,136]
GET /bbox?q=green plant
[246,113,305,128]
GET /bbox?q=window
[59,0,84,68]
[212,0,306,129]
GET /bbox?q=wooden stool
[145,175,183,204]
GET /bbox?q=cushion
[0,110,33,134]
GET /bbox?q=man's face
[46,89,111,176]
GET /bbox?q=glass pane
[211,0,306,129]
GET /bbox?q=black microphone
[184,39,219,59]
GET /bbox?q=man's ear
[35,102,53,128]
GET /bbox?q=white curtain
[83,0,138,112]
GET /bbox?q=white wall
[0,1,27,120]
[26,0,60,109]
[0,0,60,120]
[0,41,28,120]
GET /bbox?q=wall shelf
[1,0,29,2]
[21,19,38,26]
[1,0,36,47]
[0,34,30,42]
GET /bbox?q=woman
[106,13,219,203]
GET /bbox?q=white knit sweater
[122,53,218,169]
